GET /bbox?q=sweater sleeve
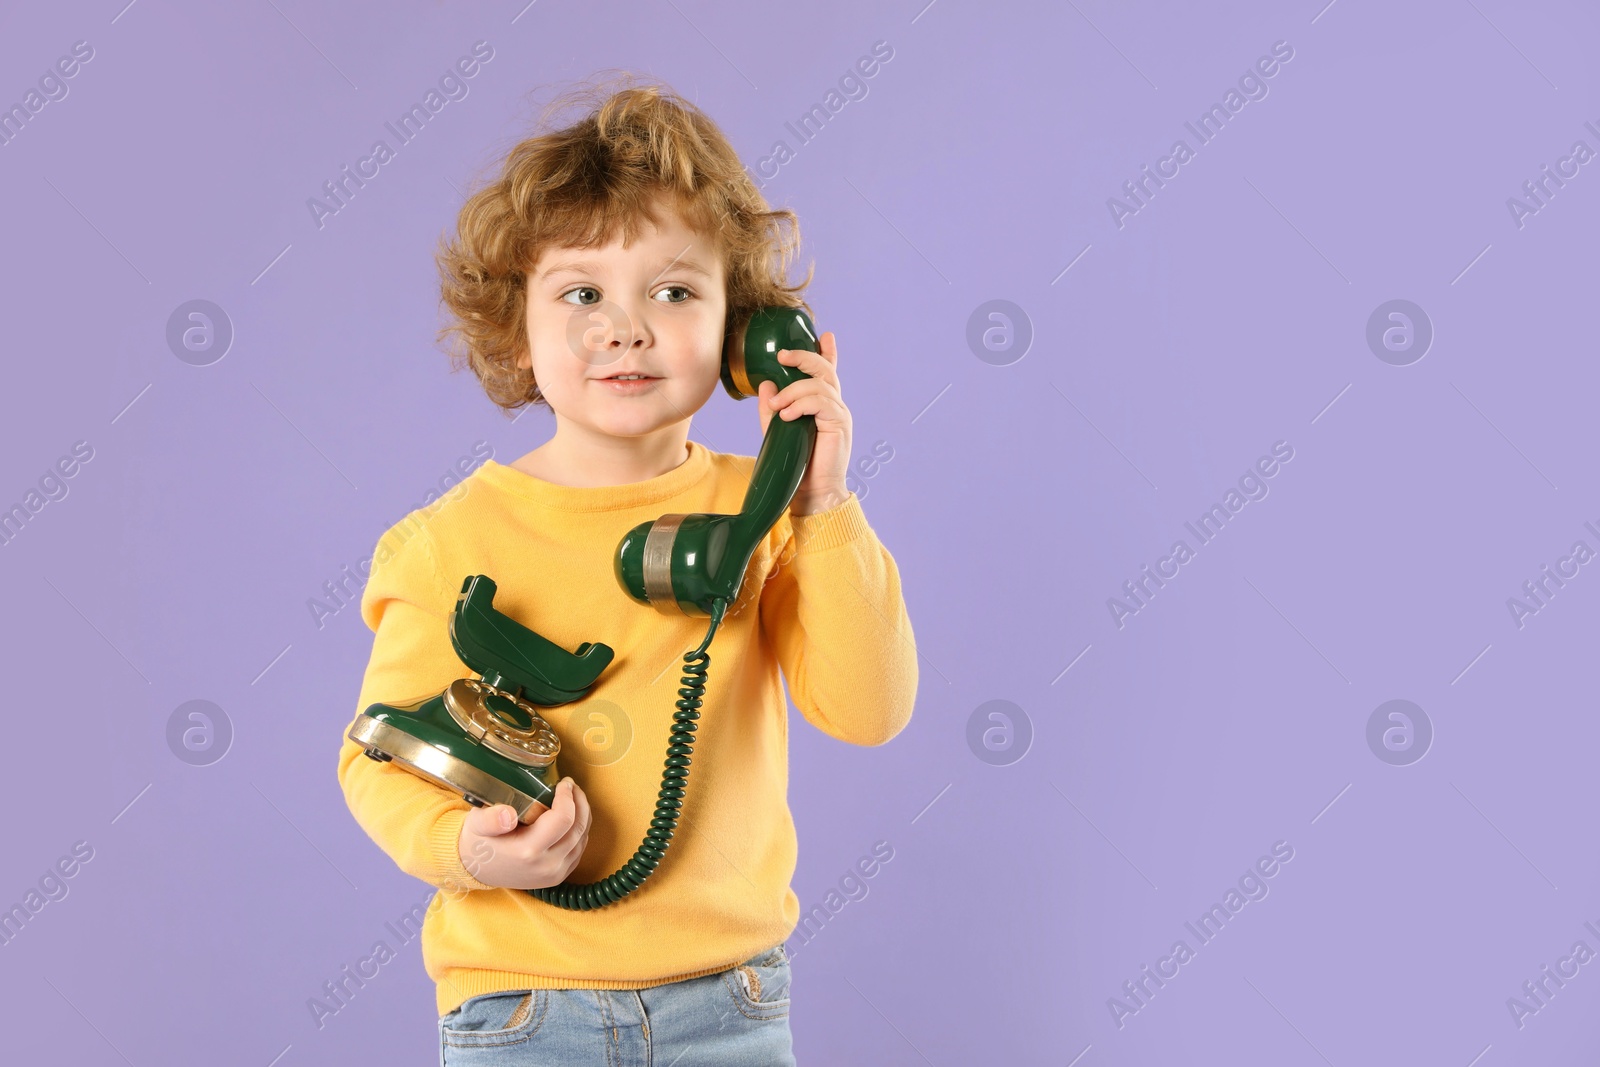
[336,518,497,894]
[758,490,918,746]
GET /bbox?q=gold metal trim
[643,514,688,616]
[347,715,547,823]
[443,678,560,767]
[725,321,754,398]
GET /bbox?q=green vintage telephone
[347,306,820,910]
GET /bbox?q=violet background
[2,1,1597,1064]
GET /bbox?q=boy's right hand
[457,777,591,890]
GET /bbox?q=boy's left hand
[757,331,852,517]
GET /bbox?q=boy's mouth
[595,372,661,394]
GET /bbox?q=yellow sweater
[336,440,918,1016]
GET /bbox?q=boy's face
[519,197,727,441]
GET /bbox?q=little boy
[336,78,918,1065]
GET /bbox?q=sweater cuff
[429,806,498,893]
[790,491,871,554]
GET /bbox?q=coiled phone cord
[525,598,727,910]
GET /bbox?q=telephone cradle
[347,306,821,911]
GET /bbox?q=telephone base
[348,712,556,824]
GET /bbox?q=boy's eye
[560,286,602,306]
[655,286,692,304]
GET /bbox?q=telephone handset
[348,306,820,910]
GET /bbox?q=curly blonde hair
[434,73,814,414]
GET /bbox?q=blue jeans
[439,944,795,1066]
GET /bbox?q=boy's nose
[567,299,654,365]
[604,299,655,349]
